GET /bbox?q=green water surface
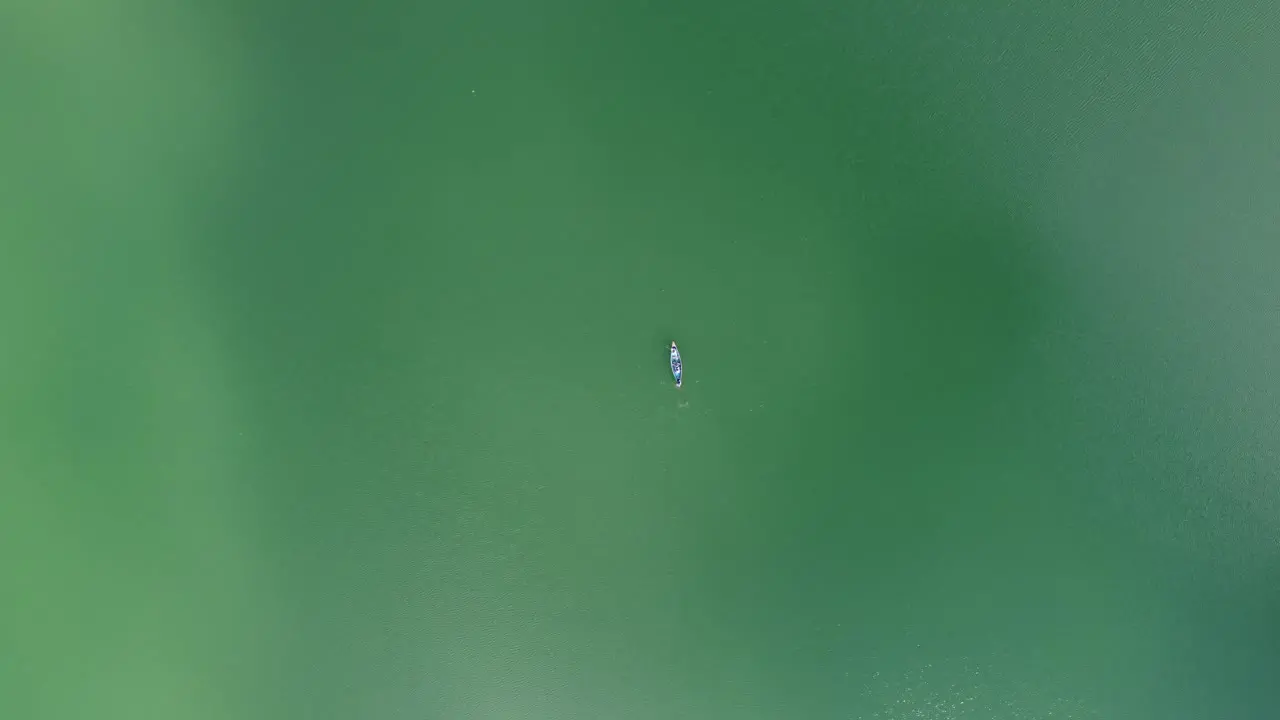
[4,1,1279,718]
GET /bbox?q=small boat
[670,341,682,387]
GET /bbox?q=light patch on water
[0,2,272,719]
[1030,5,1280,577]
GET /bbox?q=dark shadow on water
[842,170,1052,456]
[641,2,1075,711]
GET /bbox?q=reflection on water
[855,655,1104,719]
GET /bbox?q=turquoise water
[4,1,1279,718]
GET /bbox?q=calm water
[4,1,1280,718]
